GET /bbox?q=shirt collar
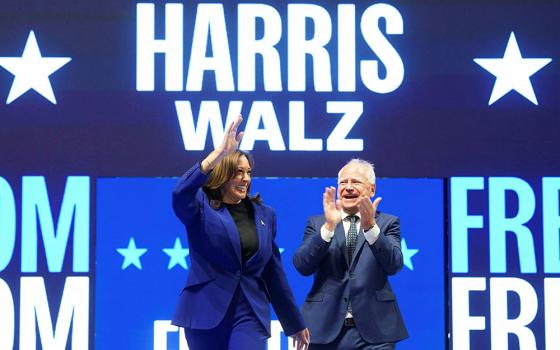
[341,211,360,221]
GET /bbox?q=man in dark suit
[293,159,408,349]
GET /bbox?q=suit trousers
[309,323,396,350]
[184,287,268,350]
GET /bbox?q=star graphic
[163,238,190,270]
[117,237,148,270]
[0,30,71,104]
[474,32,551,105]
[401,238,418,271]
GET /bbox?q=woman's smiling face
[221,155,251,204]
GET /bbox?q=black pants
[309,324,396,350]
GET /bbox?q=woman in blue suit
[171,115,310,349]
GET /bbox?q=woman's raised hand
[200,115,244,173]
[218,114,244,155]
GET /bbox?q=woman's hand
[217,114,244,156]
[200,115,244,173]
[291,328,310,350]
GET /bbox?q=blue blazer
[293,213,408,344]
[171,163,305,337]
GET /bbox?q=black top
[225,199,259,264]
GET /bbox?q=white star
[401,238,418,271]
[0,31,71,104]
[163,238,190,270]
[117,238,148,270]
[474,32,551,105]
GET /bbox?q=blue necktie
[346,215,359,263]
[346,215,359,314]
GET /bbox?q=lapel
[245,202,266,267]
[333,222,349,267]
[217,205,242,266]
[350,211,380,267]
[351,228,366,265]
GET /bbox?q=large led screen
[95,177,444,350]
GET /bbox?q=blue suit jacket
[171,163,305,337]
[293,213,408,344]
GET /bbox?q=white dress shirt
[320,211,380,245]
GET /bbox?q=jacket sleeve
[261,211,306,336]
[368,216,404,275]
[292,217,332,276]
[172,162,210,225]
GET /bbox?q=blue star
[0,31,71,104]
[117,238,148,270]
[474,32,551,105]
[163,238,190,270]
[401,238,418,271]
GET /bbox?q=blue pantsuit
[172,163,305,349]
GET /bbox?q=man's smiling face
[337,163,375,214]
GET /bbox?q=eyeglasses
[338,180,365,189]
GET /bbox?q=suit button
[349,272,355,279]
[235,271,241,278]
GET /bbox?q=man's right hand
[323,186,341,231]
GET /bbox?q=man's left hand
[358,196,382,231]
[291,328,310,350]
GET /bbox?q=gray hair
[338,159,376,184]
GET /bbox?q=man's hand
[323,186,341,231]
[358,196,382,231]
[291,328,310,350]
